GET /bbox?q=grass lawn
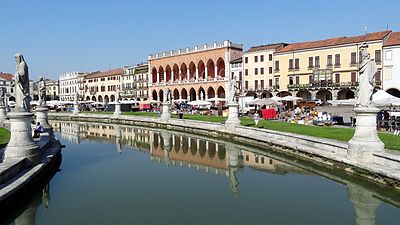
[82,111,400,150]
[0,127,10,145]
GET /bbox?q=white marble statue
[74,92,79,103]
[12,53,31,111]
[163,86,170,103]
[357,43,377,107]
[228,73,238,103]
[0,87,5,107]
[116,86,121,103]
[38,76,46,106]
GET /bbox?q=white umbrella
[281,96,302,101]
[270,96,283,101]
[372,90,400,106]
[90,102,104,105]
[253,98,283,106]
[327,99,357,106]
[188,100,211,106]
[207,97,227,102]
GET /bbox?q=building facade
[45,79,60,100]
[148,40,243,103]
[383,32,400,98]
[0,73,14,104]
[272,31,390,102]
[59,71,80,101]
[122,63,149,101]
[242,44,287,98]
[83,68,123,104]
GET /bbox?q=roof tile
[276,31,391,53]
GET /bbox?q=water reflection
[8,121,399,225]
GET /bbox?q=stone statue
[116,86,121,102]
[200,91,204,100]
[38,76,46,106]
[74,92,79,103]
[163,85,170,103]
[357,43,377,107]
[0,87,5,107]
[228,73,238,103]
[12,53,31,111]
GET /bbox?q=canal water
[3,121,400,225]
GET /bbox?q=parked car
[312,99,324,106]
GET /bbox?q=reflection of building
[383,32,400,97]
[148,41,242,102]
[150,132,230,172]
[243,151,308,175]
[83,68,123,104]
[122,63,149,101]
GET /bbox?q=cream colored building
[83,68,123,104]
[242,43,287,98]
[122,63,149,101]
[45,79,59,100]
[271,31,390,102]
[383,32,400,97]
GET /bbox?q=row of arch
[153,133,227,160]
[152,86,226,102]
[86,95,115,104]
[246,89,357,102]
[151,58,226,83]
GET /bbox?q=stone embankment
[49,113,400,189]
[0,131,62,207]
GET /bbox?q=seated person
[33,122,44,138]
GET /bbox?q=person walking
[254,111,260,127]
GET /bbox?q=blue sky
[0,0,399,80]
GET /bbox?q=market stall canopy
[141,100,160,104]
[188,100,211,106]
[372,90,400,106]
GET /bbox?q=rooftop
[0,73,13,81]
[148,40,242,60]
[85,68,124,79]
[275,30,391,53]
[384,32,400,47]
[245,43,288,53]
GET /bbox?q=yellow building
[242,43,287,98]
[244,31,390,102]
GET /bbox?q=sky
[0,0,399,80]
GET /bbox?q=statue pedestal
[0,106,7,125]
[160,103,171,122]
[35,106,54,140]
[4,111,40,164]
[114,102,122,117]
[225,103,241,128]
[73,103,80,115]
[348,107,384,163]
[35,106,50,129]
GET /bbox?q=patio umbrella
[372,90,400,107]
[327,99,357,106]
